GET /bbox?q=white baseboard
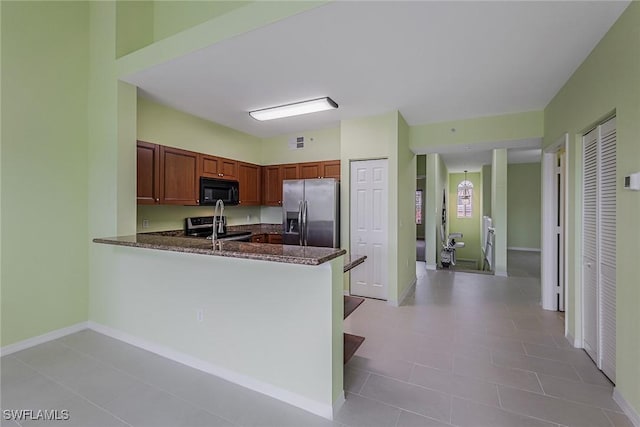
[613,388,640,427]
[388,277,417,307]
[343,290,351,296]
[332,392,345,419]
[87,322,335,420]
[0,322,88,356]
[495,270,509,277]
[426,263,437,271]
[507,247,541,252]
[565,332,579,349]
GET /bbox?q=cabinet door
[300,162,321,179]
[137,141,159,204]
[251,234,267,243]
[199,154,220,178]
[262,165,282,206]
[268,234,283,245]
[238,162,261,206]
[219,158,238,180]
[281,163,299,180]
[321,160,341,179]
[160,146,199,205]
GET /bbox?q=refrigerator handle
[298,201,303,246]
[303,201,308,246]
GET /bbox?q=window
[415,190,423,224]
[457,180,473,218]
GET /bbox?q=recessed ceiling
[122,1,629,138]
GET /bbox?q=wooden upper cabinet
[281,163,299,181]
[237,162,261,206]
[159,146,199,205]
[137,141,160,204]
[299,160,340,179]
[321,160,341,179]
[262,165,282,206]
[199,154,237,180]
[299,162,322,179]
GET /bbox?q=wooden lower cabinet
[267,234,283,244]
[251,234,267,243]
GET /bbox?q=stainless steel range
[184,216,252,241]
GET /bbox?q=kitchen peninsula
[92,233,363,419]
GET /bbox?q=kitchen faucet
[212,199,225,250]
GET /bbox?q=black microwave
[199,177,239,205]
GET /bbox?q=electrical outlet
[142,219,150,229]
[196,309,204,322]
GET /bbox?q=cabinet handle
[197,199,200,204]
[155,198,159,202]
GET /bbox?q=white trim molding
[426,263,437,271]
[613,388,640,427]
[0,322,88,356]
[88,322,336,419]
[507,247,541,252]
[389,277,417,307]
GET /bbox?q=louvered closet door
[582,128,599,363]
[598,117,616,382]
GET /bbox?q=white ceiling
[123,1,629,138]
[437,138,542,172]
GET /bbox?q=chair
[440,224,465,268]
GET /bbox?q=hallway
[342,265,631,426]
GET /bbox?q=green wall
[261,127,340,166]
[482,164,492,217]
[448,172,482,266]
[507,163,541,250]
[410,111,544,152]
[153,1,251,43]
[425,153,449,268]
[544,2,640,415]
[396,112,417,300]
[116,1,153,58]
[1,2,90,346]
[340,111,416,304]
[491,149,508,276]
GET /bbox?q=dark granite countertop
[343,255,367,273]
[93,233,346,266]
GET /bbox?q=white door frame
[541,134,569,323]
[349,159,389,300]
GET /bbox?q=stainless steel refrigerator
[282,178,340,248]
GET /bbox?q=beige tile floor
[0,253,633,426]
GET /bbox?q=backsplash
[137,205,263,232]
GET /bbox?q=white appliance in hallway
[582,116,617,382]
[350,159,388,300]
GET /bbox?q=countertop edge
[343,255,367,273]
[93,237,346,266]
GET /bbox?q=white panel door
[582,128,599,363]
[598,117,616,382]
[350,159,388,300]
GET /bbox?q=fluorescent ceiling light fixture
[250,97,338,121]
